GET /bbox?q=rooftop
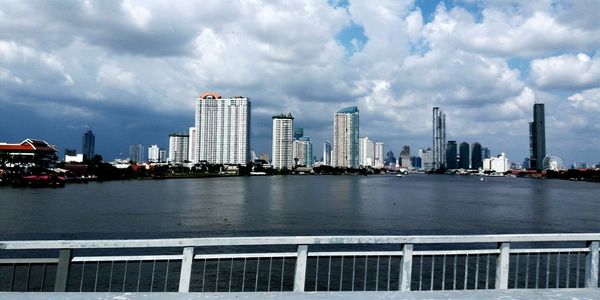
[336,106,358,114]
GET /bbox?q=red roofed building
[0,139,58,168]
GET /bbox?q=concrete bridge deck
[2,289,600,300]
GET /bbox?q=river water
[1,175,599,239]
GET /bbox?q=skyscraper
[272,113,294,169]
[529,103,546,171]
[293,136,313,166]
[293,128,304,140]
[82,130,95,161]
[446,141,458,169]
[169,132,189,164]
[359,137,375,167]
[432,107,446,169]
[129,144,144,163]
[195,92,250,165]
[400,145,411,167]
[459,142,470,169]
[323,141,332,166]
[471,142,483,169]
[482,147,491,159]
[333,106,359,168]
[374,142,384,168]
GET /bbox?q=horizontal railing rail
[0,233,599,293]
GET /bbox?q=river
[1,175,599,240]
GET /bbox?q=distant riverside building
[459,142,470,169]
[159,149,167,163]
[432,107,446,169]
[471,142,483,169]
[82,130,95,161]
[169,133,189,164]
[195,92,250,165]
[323,141,332,166]
[333,106,359,168]
[148,145,160,162]
[0,139,58,167]
[410,156,422,169]
[129,144,144,163]
[400,145,411,168]
[384,150,396,167]
[293,136,313,166]
[523,157,531,170]
[259,153,270,162]
[293,128,304,140]
[529,103,546,171]
[272,113,294,170]
[188,127,196,163]
[359,137,375,167]
[483,153,509,173]
[419,148,434,170]
[446,141,458,169]
[374,142,384,168]
[482,147,491,159]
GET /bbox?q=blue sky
[1,0,599,165]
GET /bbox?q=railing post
[585,241,599,288]
[54,249,72,292]
[293,245,308,292]
[495,243,510,289]
[399,244,413,291]
[178,247,194,292]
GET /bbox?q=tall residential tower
[194,92,250,165]
[82,130,95,161]
[333,106,359,168]
[432,107,446,169]
[272,113,294,169]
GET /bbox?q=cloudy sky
[1,0,599,164]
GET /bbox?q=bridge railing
[0,234,599,292]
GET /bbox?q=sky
[1,0,599,165]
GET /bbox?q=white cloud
[568,88,600,111]
[96,64,137,92]
[531,53,600,89]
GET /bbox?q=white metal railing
[0,234,599,293]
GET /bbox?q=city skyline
[1,1,599,164]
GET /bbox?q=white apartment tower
[359,137,375,167]
[194,92,250,165]
[374,142,384,168]
[169,133,189,164]
[323,141,332,166]
[188,127,196,163]
[333,106,359,168]
[148,145,160,162]
[272,113,294,169]
[293,137,313,166]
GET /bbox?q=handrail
[2,233,600,249]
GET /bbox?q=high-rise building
[169,133,189,164]
[148,145,160,162]
[419,148,434,170]
[410,156,422,169]
[272,113,294,169]
[195,92,250,165]
[323,141,332,166]
[446,141,458,169]
[459,142,470,169]
[293,128,304,140]
[82,130,95,161]
[359,137,375,167]
[158,149,167,163]
[188,127,196,163]
[293,136,313,166]
[333,106,359,168]
[529,103,546,171]
[384,150,396,167]
[374,142,384,168]
[482,147,491,159]
[432,107,446,169]
[400,145,411,167]
[129,144,144,163]
[471,142,483,169]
